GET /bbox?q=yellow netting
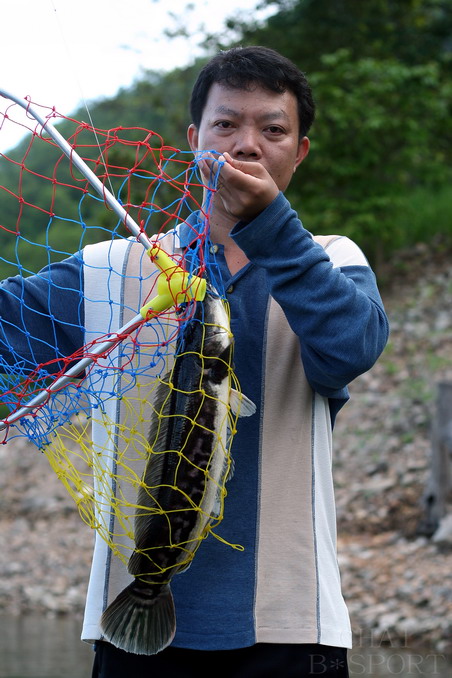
[39,298,244,577]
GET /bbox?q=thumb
[221,152,267,179]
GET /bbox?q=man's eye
[267,126,284,134]
[215,121,232,129]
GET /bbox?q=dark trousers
[92,641,349,677]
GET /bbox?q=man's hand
[202,151,279,222]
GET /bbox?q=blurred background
[0,1,451,676]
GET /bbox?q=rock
[432,513,452,546]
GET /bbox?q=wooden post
[420,382,452,535]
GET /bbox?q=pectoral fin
[229,389,256,417]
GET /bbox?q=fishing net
[0,92,243,568]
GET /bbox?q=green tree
[228,0,452,70]
[289,50,451,263]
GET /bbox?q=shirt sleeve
[0,254,85,375]
[230,192,389,397]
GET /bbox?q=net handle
[0,88,152,250]
[0,313,144,431]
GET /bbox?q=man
[1,47,389,676]
[90,45,388,677]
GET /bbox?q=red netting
[0,93,223,443]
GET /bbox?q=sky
[0,0,274,151]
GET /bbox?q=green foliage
[287,50,452,263]
[236,0,452,70]
[389,184,452,251]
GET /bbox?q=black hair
[189,46,315,138]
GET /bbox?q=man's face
[187,83,309,193]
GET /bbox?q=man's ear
[187,124,199,153]
[294,136,310,171]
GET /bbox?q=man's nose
[232,127,261,159]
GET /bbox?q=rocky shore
[0,242,451,655]
[335,243,452,654]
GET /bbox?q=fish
[99,282,255,655]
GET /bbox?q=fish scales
[100,284,255,655]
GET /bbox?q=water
[0,613,450,677]
[0,614,93,678]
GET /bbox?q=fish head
[174,283,233,381]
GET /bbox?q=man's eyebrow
[213,105,290,122]
[213,105,240,117]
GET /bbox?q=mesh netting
[0,94,244,568]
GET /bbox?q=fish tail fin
[100,582,176,655]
